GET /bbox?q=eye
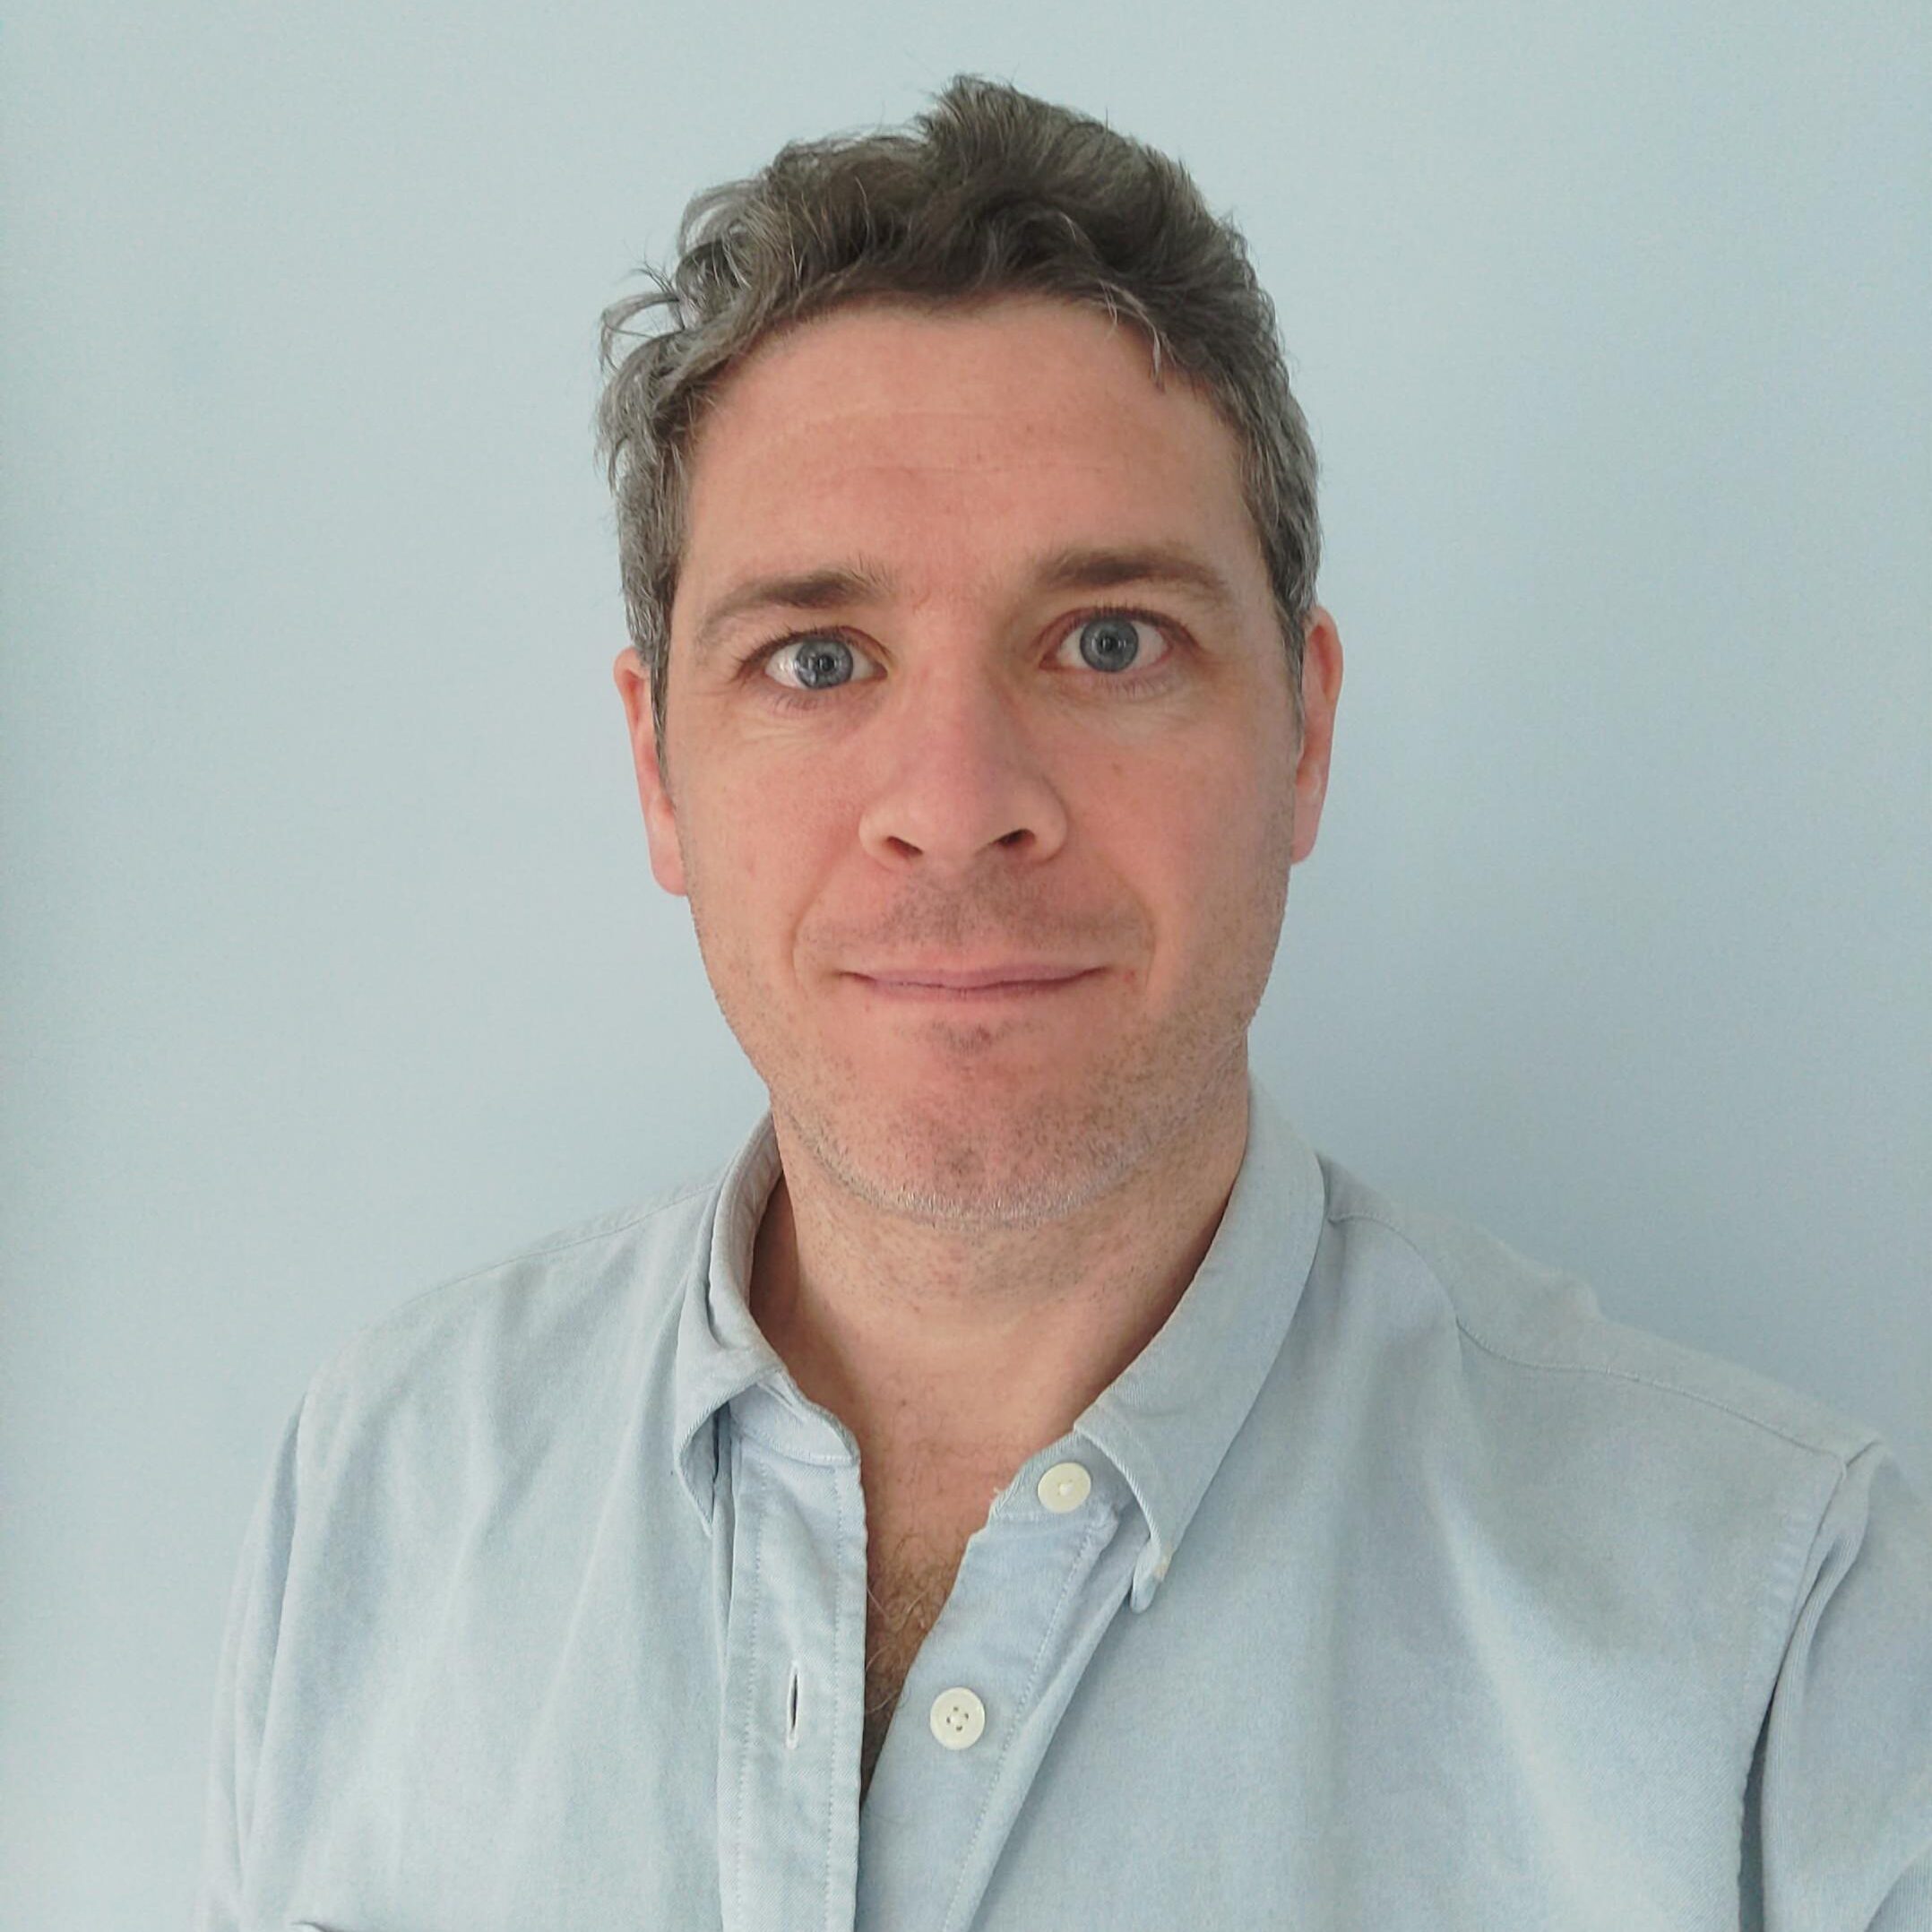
[762,633,881,696]
[1054,612,1174,678]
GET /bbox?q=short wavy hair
[596,73,1320,767]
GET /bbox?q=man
[195,76,1931,1930]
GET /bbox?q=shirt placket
[713,1389,1147,1932]
[715,1385,869,1932]
[854,1447,1144,1932]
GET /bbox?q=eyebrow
[689,542,1245,664]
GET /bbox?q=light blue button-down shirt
[194,1072,1932,1929]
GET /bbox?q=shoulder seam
[1326,1203,1865,1472]
[444,1177,715,1288]
[365,1177,718,1334]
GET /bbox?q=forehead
[676,295,1262,597]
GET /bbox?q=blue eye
[753,608,1183,712]
[768,634,866,692]
[1072,613,1160,674]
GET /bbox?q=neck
[747,1061,1251,1482]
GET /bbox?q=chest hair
[858,1530,978,1798]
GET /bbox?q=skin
[613,292,1342,1506]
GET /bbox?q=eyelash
[744,608,1190,715]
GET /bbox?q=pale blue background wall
[3,3,1927,1921]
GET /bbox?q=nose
[855,660,1069,876]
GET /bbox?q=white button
[1037,1461,1092,1512]
[928,1686,987,1750]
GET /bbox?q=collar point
[1129,1544,1172,1611]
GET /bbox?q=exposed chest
[858,1478,1006,1793]
[864,1542,965,1721]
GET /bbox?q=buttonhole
[785,1661,801,1749]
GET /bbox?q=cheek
[1147,738,1294,930]
[1091,773,1229,945]
[1134,732,1267,860]
[685,766,835,942]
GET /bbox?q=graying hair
[596,73,1320,770]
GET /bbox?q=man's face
[615,294,1340,1227]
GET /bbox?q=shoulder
[1301,1156,1932,1720]
[289,1168,722,1478]
[1312,1155,1884,1478]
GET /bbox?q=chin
[842,1149,1119,1230]
[788,1071,1155,1229]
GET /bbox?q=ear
[1289,606,1343,866]
[611,649,689,897]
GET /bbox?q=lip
[851,966,1100,997]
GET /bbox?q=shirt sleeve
[190,1398,305,1932]
[1750,1440,1932,1931]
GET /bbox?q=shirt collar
[670,1066,1328,1611]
